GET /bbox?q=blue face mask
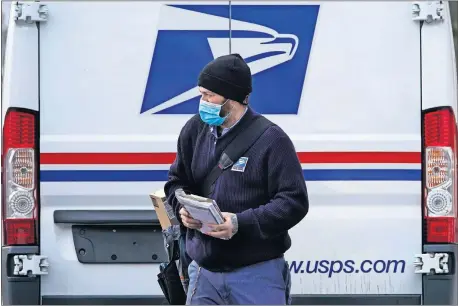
[198,99,230,126]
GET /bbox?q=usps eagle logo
[141,4,319,115]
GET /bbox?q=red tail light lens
[3,111,35,151]
[5,219,36,245]
[424,108,456,149]
[426,217,455,243]
[423,107,458,243]
[2,109,38,246]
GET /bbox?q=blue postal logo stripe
[40,169,421,182]
[141,4,319,115]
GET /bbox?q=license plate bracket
[71,225,167,264]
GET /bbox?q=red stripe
[40,152,421,165]
[297,152,421,164]
[40,153,176,165]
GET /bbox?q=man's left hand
[205,212,238,240]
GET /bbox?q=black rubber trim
[53,210,159,225]
[42,295,168,305]
[2,246,41,305]
[41,294,420,305]
[293,294,420,305]
[422,244,458,305]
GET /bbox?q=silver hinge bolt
[15,2,49,24]
[414,253,449,275]
[13,255,49,276]
[412,1,444,23]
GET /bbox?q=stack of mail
[175,190,224,234]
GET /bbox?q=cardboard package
[150,188,179,229]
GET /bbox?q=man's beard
[220,101,233,118]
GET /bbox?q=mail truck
[2,1,458,304]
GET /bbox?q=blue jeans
[186,257,292,305]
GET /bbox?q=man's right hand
[179,207,202,229]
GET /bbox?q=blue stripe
[303,169,421,181]
[39,169,421,182]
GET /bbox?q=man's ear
[242,95,249,105]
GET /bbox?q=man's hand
[205,212,238,240]
[179,207,202,230]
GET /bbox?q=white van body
[2,1,458,304]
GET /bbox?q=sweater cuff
[175,203,184,224]
[235,210,253,235]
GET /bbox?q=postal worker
[164,53,309,305]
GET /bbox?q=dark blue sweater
[164,107,309,271]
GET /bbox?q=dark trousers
[179,233,192,269]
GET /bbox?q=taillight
[2,108,38,246]
[423,107,458,243]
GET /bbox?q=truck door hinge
[14,2,49,24]
[414,253,449,275]
[13,255,49,276]
[412,1,444,23]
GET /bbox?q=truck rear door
[246,1,423,303]
[38,2,232,303]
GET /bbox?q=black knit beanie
[197,54,252,104]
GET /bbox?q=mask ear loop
[222,99,235,121]
[218,99,231,120]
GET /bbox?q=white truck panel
[37,1,424,297]
[421,4,458,113]
[1,7,39,123]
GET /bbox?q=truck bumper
[41,294,420,305]
[5,245,457,305]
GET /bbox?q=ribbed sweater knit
[164,107,309,271]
